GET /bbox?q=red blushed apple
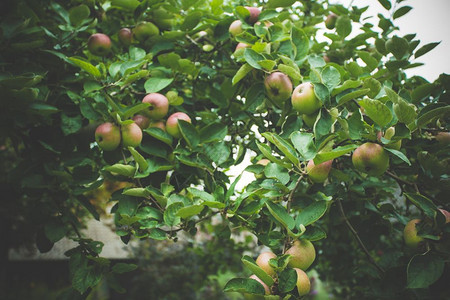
[229,20,243,37]
[87,33,111,56]
[149,120,166,131]
[264,72,293,105]
[439,209,450,223]
[307,159,333,183]
[142,93,169,120]
[132,114,151,130]
[235,42,249,51]
[245,6,261,24]
[291,82,322,115]
[121,122,142,147]
[325,13,338,29]
[95,122,121,151]
[118,28,132,46]
[352,142,389,176]
[166,112,191,138]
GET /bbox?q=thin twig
[287,174,304,214]
[337,199,385,274]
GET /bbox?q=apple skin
[294,268,311,296]
[325,13,338,29]
[121,122,143,147]
[133,22,159,42]
[302,112,318,128]
[87,33,111,56]
[439,209,450,223]
[245,6,261,24]
[95,122,121,151]
[436,132,450,144]
[142,93,169,120]
[307,159,333,183]
[229,20,243,37]
[352,142,389,176]
[149,120,166,131]
[132,114,150,130]
[264,72,293,105]
[249,275,270,295]
[291,82,322,115]
[118,28,132,46]
[255,251,277,277]
[235,42,249,51]
[166,112,192,138]
[377,127,402,150]
[285,239,316,271]
[404,219,424,249]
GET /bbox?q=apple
[323,55,330,63]
[245,6,261,24]
[291,82,322,115]
[255,251,277,277]
[87,33,111,56]
[264,72,293,105]
[403,219,424,249]
[118,28,132,46]
[285,239,316,271]
[235,42,249,51]
[133,22,159,42]
[249,275,270,295]
[377,127,401,150]
[229,20,243,37]
[142,93,169,120]
[151,8,174,30]
[294,268,311,296]
[325,13,338,29]
[352,142,389,176]
[302,112,318,128]
[132,114,150,130]
[436,132,450,144]
[166,112,191,138]
[121,122,142,147]
[439,209,450,223]
[307,159,333,183]
[257,158,270,166]
[149,120,166,131]
[95,122,120,151]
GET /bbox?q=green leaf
[394,98,417,126]
[241,256,275,286]
[148,228,167,240]
[291,27,309,62]
[265,201,295,230]
[386,36,409,60]
[393,6,413,20]
[122,103,150,119]
[144,77,174,93]
[164,202,183,227]
[199,122,227,143]
[256,142,291,167]
[384,148,411,166]
[264,163,290,185]
[278,64,302,81]
[104,164,136,177]
[336,88,370,106]
[336,16,352,38]
[278,268,297,293]
[314,145,358,165]
[296,201,328,228]
[262,132,299,166]
[378,0,391,10]
[244,48,264,70]
[128,147,149,172]
[176,205,204,219]
[112,263,137,274]
[144,127,173,146]
[203,141,230,165]
[61,114,82,135]
[69,5,90,25]
[356,51,379,72]
[111,0,140,10]
[407,252,444,288]
[411,83,435,103]
[363,78,382,98]
[44,219,68,243]
[180,11,202,31]
[358,98,393,127]
[404,193,438,219]
[302,226,327,241]
[266,0,296,8]
[232,63,253,85]
[416,105,450,128]
[72,265,102,294]
[178,120,200,148]
[122,188,149,197]
[258,60,276,71]
[415,42,440,59]
[68,57,101,78]
[290,132,317,160]
[224,278,265,295]
[321,66,341,91]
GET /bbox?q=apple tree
[1,0,449,299]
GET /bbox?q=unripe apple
[257,159,270,166]
[87,33,111,56]
[133,22,159,42]
[377,127,402,150]
[229,20,243,37]
[121,122,142,147]
[149,120,166,131]
[352,142,389,176]
[294,268,311,296]
[245,6,261,24]
[325,13,338,29]
[291,83,322,115]
[302,113,318,128]
[436,132,450,144]
[118,28,132,46]
[142,93,169,120]
[403,219,424,249]
[249,275,270,295]
[166,112,191,138]
[255,251,277,277]
[264,72,293,105]
[306,159,333,183]
[95,122,120,151]
[285,239,316,271]
[132,114,150,130]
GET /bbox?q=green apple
[403,219,424,249]
[302,112,318,128]
[264,72,293,105]
[149,120,166,131]
[121,122,142,147]
[294,268,311,296]
[118,28,132,46]
[151,8,174,30]
[352,142,389,176]
[325,13,338,29]
[285,239,316,271]
[249,275,270,295]
[95,122,120,151]
[87,33,111,56]
[133,22,159,42]
[245,6,261,24]
[377,127,401,150]
[166,112,191,138]
[291,82,322,115]
[132,114,150,130]
[142,93,169,120]
[306,159,333,183]
[229,20,243,37]
[255,251,276,277]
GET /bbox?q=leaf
[200,122,227,143]
[265,201,295,230]
[378,0,391,10]
[393,6,413,19]
[144,127,173,146]
[144,77,174,93]
[224,278,265,295]
[278,64,302,81]
[232,63,253,85]
[180,11,202,31]
[358,98,393,127]
[336,16,352,38]
[44,219,68,243]
[386,36,409,60]
[356,51,379,72]
[111,0,140,10]
[278,268,297,293]
[256,142,290,167]
[112,263,137,274]
[178,120,200,148]
[122,188,149,197]
[407,252,444,288]
[290,132,317,161]
[68,57,101,78]
[176,205,204,219]
[204,141,230,165]
[61,114,82,135]
[384,148,411,166]
[164,202,183,227]
[244,48,264,70]
[266,0,296,8]
[296,201,328,228]
[148,228,167,240]
[264,163,290,185]
[415,42,440,59]
[104,164,136,177]
[321,66,341,91]
[416,105,450,128]
[291,27,309,62]
[314,145,358,165]
[262,132,299,166]
[404,193,438,219]
[336,88,370,106]
[241,256,275,286]
[128,147,149,172]
[69,5,90,25]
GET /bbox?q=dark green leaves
[266,201,295,230]
[291,27,309,62]
[178,120,199,148]
[407,252,444,288]
[291,132,317,160]
[296,201,328,227]
[278,268,297,293]
[224,278,265,295]
[415,42,440,59]
[386,36,409,60]
[241,256,275,286]
[404,193,438,219]
[144,77,174,93]
[266,0,296,8]
[358,98,392,127]
[393,6,413,20]
[336,16,352,38]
